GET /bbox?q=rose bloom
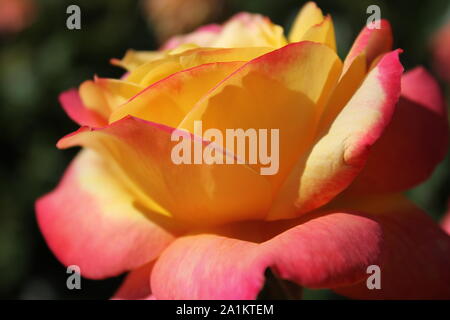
[0,0,35,34]
[431,20,450,82]
[36,2,450,299]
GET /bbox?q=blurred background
[1,0,449,299]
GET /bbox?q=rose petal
[112,262,154,300]
[299,15,336,51]
[214,13,287,48]
[288,2,325,43]
[179,41,342,199]
[125,46,273,87]
[401,66,447,117]
[268,50,403,218]
[150,211,383,299]
[59,89,107,128]
[162,24,222,50]
[163,13,287,49]
[93,77,144,113]
[317,53,367,136]
[344,19,393,73]
[35,149,174,279]
[442,201,450,235]
[109,61,246,127]
[151,194,450,300]
[347,67,448,194]
[332,194,450,299]
[111,50,167,72]
[57,117,273,227]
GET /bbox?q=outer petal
[35,149,174,279]
[59,89,107,128]
[60,78,145,128]
[344,19,393,73]
[268,50,403,219]
[332,194,450,299]
[400,66,447,117]
[443,214,450,235]
[151,211,383,300]
[57,117,273,227]
[348,67,448,194]
[151,194,450,300]
[112,262,154,300]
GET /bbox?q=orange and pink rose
[36,2,450,299]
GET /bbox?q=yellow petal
[95,78,144,113]
[111,50,166,72]
[79,78,144,119]
[58,118,273,227]
[212,13,287,48]
[179,42,342,194]
[79,80,110,119]
[111,44,203,74]
[267,51,402,220]
[288,1,324,43]
[301,15,336,51]
[317,52,367,135]
[126,47,273,87]
[109,61,246,126]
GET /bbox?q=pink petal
[59,89,107,128]
[269,50,403,218]
[161,24,222,50]
[348,67,448,194]
[36,149,174,279]
[112,262,154,300]
[151,195,450,300]
[442,201,450,235]
[344,19,393,72]
[333,195,450,299]
[151,212,383,299]
[161,12,286,50]
[401,66,447,116]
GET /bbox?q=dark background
[1,0,449,299]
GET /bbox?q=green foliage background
[0,0,449,299]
